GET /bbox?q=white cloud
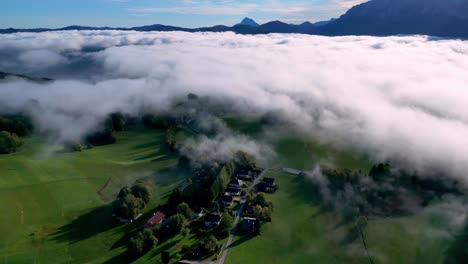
[1,31,468,183]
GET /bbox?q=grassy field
[0,126,187,263]
[226,170,367,264]
[226,170,453,264]
[224,131,452,264]
[0,119,456,264]
[274,137,373,172]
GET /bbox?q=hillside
[319,0,468,38]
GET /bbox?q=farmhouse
[228,178,244,188]
[256,177,277,193]
[145,211,166,228]
[192,207,205,218]
[236,169,253,180]
[282,168,303,175]
[204,213,223,227]
[262,177,275,185]
[225,187,242,196]
[255,182,271,193]
[221,195,234,207]
[241,217,257,233]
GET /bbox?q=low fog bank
[1,31,468,183]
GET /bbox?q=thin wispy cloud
[127,0,366,19]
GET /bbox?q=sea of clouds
[0,30,468,181]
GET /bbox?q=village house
[236,169,253,180]
[256,177,276,193]
[241,217,257,233]
[192,207,205,218]
[221,195,234,207]
[204,213,223,227]
[225,187,242,196]
[262,177,275,185]
[145,211,165,228]
[228,178,244,188]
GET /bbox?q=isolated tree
[166,126,177,151]
[202,236,218,255]
[177,202,193,220]
[128,235,144,256]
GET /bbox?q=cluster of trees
[85,128,117,146]
[247,193,272,222]
[217,213,234,236]
[84,112,129,147]
[319,163,462,217]
[113,180,152,220]
[177,202,193,221]
[0,115,32,154]
[141,114,180,151]
[235,151,262,174]
[127,211,187,257]
[182,161,234,207]
[142,114,171,130]
[0,131,23,154]
[192,236,219,257]
[155,213,186,240]
[61,112,126,151]
[166,126,178,151]
[0,115,32,137]
[63,140,83,152]
[128,229,158,256]
[182,151,261,207]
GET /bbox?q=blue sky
[1,0,367,28]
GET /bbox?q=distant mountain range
[2,0,468,39]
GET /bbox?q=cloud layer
[1,31,468,181]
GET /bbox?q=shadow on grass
[227,235,255,249]
[49,204,119,244]
[103,250,135,264]
[288,176,322,205]
[151,239,180,257]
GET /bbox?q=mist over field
[1,31,468,182]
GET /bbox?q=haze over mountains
[1,0,468,39]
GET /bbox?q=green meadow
[225,171,452,264]
[225,133,452,264]
[0,127,186,263]
[0,121,457,264]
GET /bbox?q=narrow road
[218,168,270,264]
